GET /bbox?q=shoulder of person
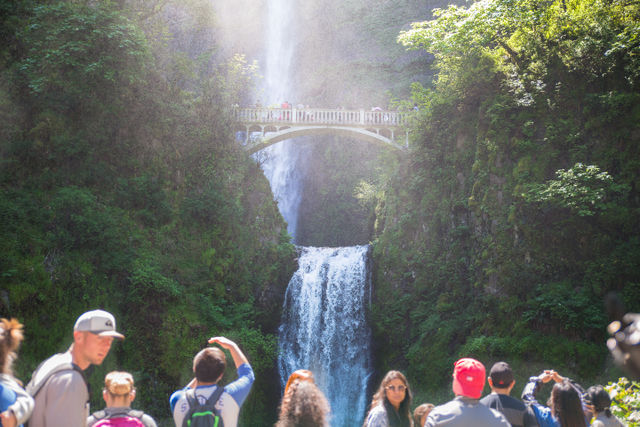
[365,404,388,427]
[479,393,497,405]
[426,400,463,423]
[487,407,511,426]
[0,373,22,389]
[141,413,158,427]
[48,368,85,389]
[169,388,188,411]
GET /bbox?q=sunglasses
[386,385,406,392]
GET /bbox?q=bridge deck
[234,107,408,127]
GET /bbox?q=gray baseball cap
[74,309,124,339]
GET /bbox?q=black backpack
[181,386,225,427]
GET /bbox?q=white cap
[74,309,124,339]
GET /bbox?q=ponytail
[0,317,24,374]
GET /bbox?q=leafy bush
[606,377,640,426]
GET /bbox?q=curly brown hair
[0,318,23,375]
[276,380,330,427]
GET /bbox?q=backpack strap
[185,388,199,410]
[185,385,225,409]
[27,354,89,399]
[205,386,225,407]
[92,410,107,420]
[126,409,144,419]
[92,409,144,420]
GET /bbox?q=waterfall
[255,0,304,240]
[264,0,294,106]
[257,1,374,425]
[278,246,373,427]
[254,142,304,240]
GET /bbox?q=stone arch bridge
[233,107,410,154]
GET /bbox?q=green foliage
[524,163,629,216]
[606,377,640,426]
[372,0,640,404]
[1,1,295,425]
[295,136,398,246]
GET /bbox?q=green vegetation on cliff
[369,0,640,401]
[0,0,295,424]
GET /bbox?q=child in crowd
[413,403,434,427]
[87,371,157,427]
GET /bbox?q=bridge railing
[233,107,409,127]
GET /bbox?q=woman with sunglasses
[363,370,413,427]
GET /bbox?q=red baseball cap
[452,358,485,398]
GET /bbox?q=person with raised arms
[169,336,254,427]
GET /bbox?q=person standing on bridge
[281,101,291,121]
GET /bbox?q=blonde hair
[0,318,24,375]
[104,371,135,396]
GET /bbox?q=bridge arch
[243,126,405,154]
[234,107,409,154]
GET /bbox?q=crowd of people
[0,310,629,427]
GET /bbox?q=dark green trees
[371,0,640,398]
[1,1,295,424]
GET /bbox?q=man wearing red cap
[26,309,124,427]
[424,358,510,427]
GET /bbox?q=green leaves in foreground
[524,163,629,216]
[607,377,640,426]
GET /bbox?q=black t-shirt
[480,393,538,427]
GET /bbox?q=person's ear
[130,389,136,402]
[487,377,494,388]
[102,389,109,404]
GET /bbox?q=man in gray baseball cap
[27,309,124,427]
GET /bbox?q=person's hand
[208,336,236,350]
[0,410,18,427]
[539,370,555,383]
[551,371,564,383]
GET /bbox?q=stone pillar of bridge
[359,109,365,125]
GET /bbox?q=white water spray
[278,246,373,427]
[258,1,373,425]
[256,0,304,240]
